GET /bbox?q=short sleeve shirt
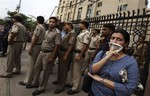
[75,29,91,50]
[8,22,26,41]
[60,30,77,49]
[32,24,45,44]
[89,35,101,48]
[41,28,61,50]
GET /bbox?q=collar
[81,29,88,33]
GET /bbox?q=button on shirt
[41,28,61,50]
[75,29,91,50]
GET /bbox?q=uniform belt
[60,47,67,51]
[13,41,23,43]
[35,43,42,45]
[74,49,81,53]
[41,50,52,53]
[89,47,96,50]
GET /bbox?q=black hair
[80,20,89,28]
[112,28,130,52]
[13,14,22,22]
[37,16,44,24]
[49,17,58,23]
[103,23,115,32]
[114,28,130,43]
[93,28,100,34]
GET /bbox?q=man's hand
[62,55,67,63]
[8,41,13,44]
[48,56,55,63]
[75,55,81,61]
[28,48,33,55]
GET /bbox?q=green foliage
[7,11,37,30]
[0,19,5,24]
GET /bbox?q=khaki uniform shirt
[75,29,91,50]
[41,28,61,50]
[8,22,26,41]
[60,30,77,49]
[32,24,45,44]
[89,35,101,48]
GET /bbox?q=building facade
[56,0,147,22]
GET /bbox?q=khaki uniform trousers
[71,52,84,91]
[57,50,72,89]
[23,45,41,84]
[32,51,53,91]
[6,42,23,74]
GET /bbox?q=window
[61,6,64,13]
[60,15,62,20]
[123,4,128,11]
[97,2,102,7]
[96,10,101,16]
[117,4,128,12]
[67,12,70,21]
[79,0,84,5]
[86,4,93,18]
[57,8,59,14]
[69,1,72,8]
[119,0,123,2]
[77,7,82,19]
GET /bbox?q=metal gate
[73,8,150,95]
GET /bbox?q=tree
[0,19,5,25]
[7,11,37,30]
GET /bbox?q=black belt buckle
[13,41,23,43]
[36,44,42,45]
[89,48,96,50]
[60,47,67,51]
[41,50,52,53]
[74,50,81,53]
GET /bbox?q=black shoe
[12,71,21,74]
[19,81,26,86]
[52,80,59,85]
[32,90,45,95]
[67,89,79,95]
[65,84,72,88]
[0,73,12,78]
[54,88,64,94]
[26,84,39,89]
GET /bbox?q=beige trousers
[23,45,41,84]
[71,52,84,91]
[32,52,54,91]
[6,42,23,74]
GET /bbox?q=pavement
[0,43,87,96]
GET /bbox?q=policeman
[31,17,61,95]
[19,16,46,87]
[82,28,101,73]
[67,20,91,95]
[53,21,77,94]
[0,14,26,78]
